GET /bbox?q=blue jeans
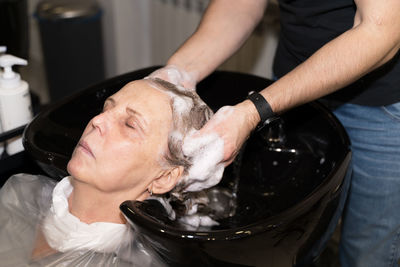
[333,102,400,267]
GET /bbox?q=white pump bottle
[0,53,33,155]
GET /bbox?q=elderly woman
[0,78,223,266]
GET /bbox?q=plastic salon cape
[0,174,165,267]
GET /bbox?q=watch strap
[247,91,278,127]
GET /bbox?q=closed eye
[125,122,136,129]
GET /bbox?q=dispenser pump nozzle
[0,54,28,89]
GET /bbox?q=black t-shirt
[273,0,400,106]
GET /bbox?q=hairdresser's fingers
[196,107,238,165]
[148,65,197,90]
[148,68,171,82]
[198,101,259,166]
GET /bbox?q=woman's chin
[67,157,85,178]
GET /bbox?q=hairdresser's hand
[198,100,260,166]
[148,65,197,90]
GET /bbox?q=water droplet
[263,192,275,197]
[47,153,54,163]
[95,88,107,100]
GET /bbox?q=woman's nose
[91,111,110,135]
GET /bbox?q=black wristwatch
[247,91,279,130]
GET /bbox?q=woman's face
[67,80,173,194]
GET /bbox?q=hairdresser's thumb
[194,106,242,166]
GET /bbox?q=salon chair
[24,67,351,266]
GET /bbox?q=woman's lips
[78,141,95,158]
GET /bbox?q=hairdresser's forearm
[167,0,268,83]
[255,0,400,120]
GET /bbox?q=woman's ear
[152,166,184,195]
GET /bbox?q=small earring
[147,188,153,196]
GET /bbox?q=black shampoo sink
[24,67,351,266]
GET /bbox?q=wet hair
[146,78,226,227]
[146,78,213,174]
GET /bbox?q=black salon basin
[23,67,351,266]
